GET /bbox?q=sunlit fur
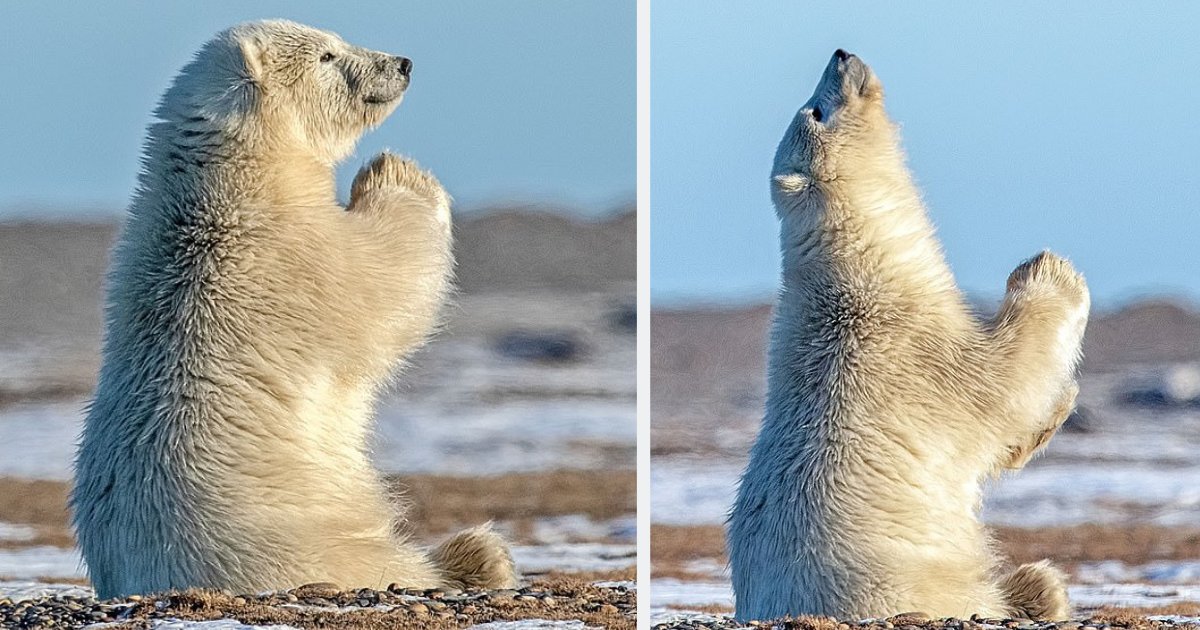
[728,51,1086,622]
[71,20,515,598]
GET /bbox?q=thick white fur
[71,20,515,598]
[727,51,1086,622]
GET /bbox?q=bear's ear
[237,35,267,83]
[773,173,811,193]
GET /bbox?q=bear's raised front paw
[349,152,450,211]
[1005,251,1088,306]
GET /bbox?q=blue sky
[0,1,634,217]
[652,2,1200,306]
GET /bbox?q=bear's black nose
[396,56,412,78]
[834,49,849,61]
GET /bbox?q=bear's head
[157,19,411,164]
[770,50,897,216]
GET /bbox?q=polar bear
[727,50,1087,622]
[71,20,516,599]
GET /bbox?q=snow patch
[513,543,636,573]
[1077,561,1200,585]
[467,622,599,630]
[0,546,84,580]
[649,578,734,608]
[530,515,636,544]
[0,581,93,602]
[0,522,36,542]
[1070,583,1200,608]
[95,621,301,630]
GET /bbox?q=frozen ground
[650,578,1200,625]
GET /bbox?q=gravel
[0,579,635,629]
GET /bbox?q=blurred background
[650,1,1200,623]
[0,1,635,594]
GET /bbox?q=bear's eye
[319,52,336,63]
[812,106,824,123]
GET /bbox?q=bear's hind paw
[430,523,518,590]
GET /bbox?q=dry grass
[651,524,1200,579]
[0,477,74,549]
[0,469,635,552]
[397,469,635,537]
[664,603,734,615]
[651,524,729,580]
[1000,524,1200,565]
[537,567,636,583]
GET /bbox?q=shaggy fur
[71,19,516,598]
[727,50,1086,622]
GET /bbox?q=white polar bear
[728,50,1086,622]
[71,19,515,599]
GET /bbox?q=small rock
[409,602,429,615]
[293,582,340,598]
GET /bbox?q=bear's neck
[138,121,338,218]
[777,176,971,328]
